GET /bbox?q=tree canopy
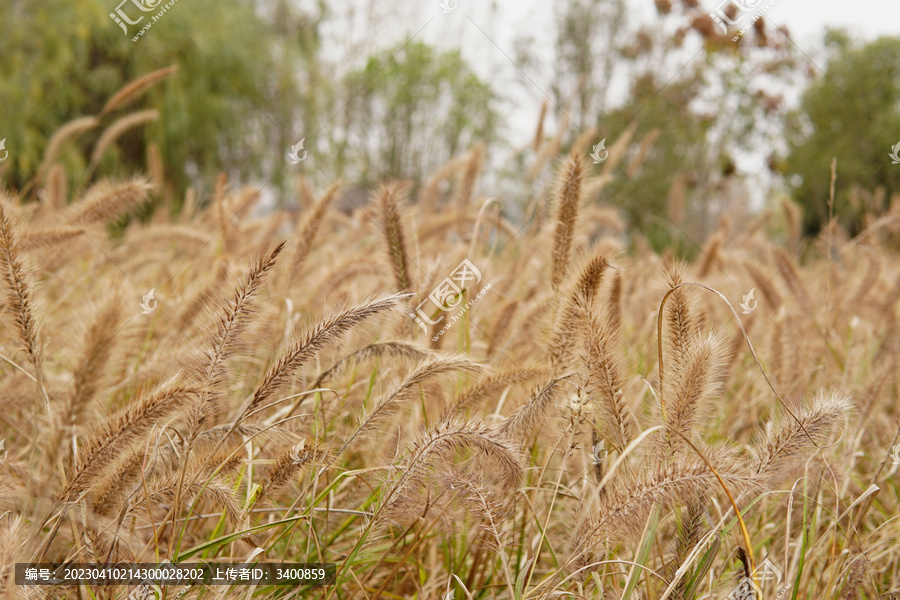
[785,33,900,236]
[0,0,314,202]
[2,0,897,241]
[335,41,500,186]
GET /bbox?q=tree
[512,0,802,253]
[0,0,323,205]
[334,41,500,186]
[552,0,629,127]
[785,32,900,236]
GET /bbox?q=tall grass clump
[0,91,896,600]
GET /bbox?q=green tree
[334,41,500,185]
[527,0,801,253]
[0,0,323,205]
[551,0,629,126]
[785,32,900,236]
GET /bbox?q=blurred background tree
[513,0,801,253]
[785,32,900,237]
[0,0,502,208]
[331,40,500,186]
[0,0,324,207]
[1,0,897,245]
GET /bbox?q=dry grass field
[0,98,899,600]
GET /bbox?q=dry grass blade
[455,144,484,212]
[444,366,549,419]
[667,174,687,225]
[45,164,68,209]
[572,127,598,157]
[849,247,880,306]
[773,248,814,313]
[574,459,724,559]
[258,441,327,502]
[573,443,752,569]
[743,260,782,310]
[50,294,125,459]
[659,333,728,459]
[100,65,179,116]
[174,260,229,329]
[148,142,164,193]
[89,448,147,517]
[582,305,631,450]
[376,183,414,292]
[63,383,202,499]
[549,250,610,369]
[660,263,700,380]
[533,99,548,152]
[0,516,23,584]
[656,281,827,449]
[607,269,622,333]
[752,392,852,484]
[312,340,435,389]
[665,431,757,580]
[187,241,286,433]
[198,242,285,386]
[70,178,152,225]
[126,475,240,526]
[599,121,638,176]
[696,231,723,279]
[37,117,99,182]
[670,497,709,597]
[0,199,44,394]
[19,226,84,251]
[246,294,407,419]
[89,110,159,169]
[625,128,660,178]
[344,356,483,450]
[781,198,802,248]
[284,185,339,291]
[550,153,583,291]
[380,420,523,521]
[419,156,463,214]
[499,376,567,442]
[486,299,518,359]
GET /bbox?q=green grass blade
[176,515,309,560]
[623,503,660,600]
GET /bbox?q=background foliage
[1,0,898,239]
[785,33,900,236]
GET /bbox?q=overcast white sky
[757,0,900,38]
